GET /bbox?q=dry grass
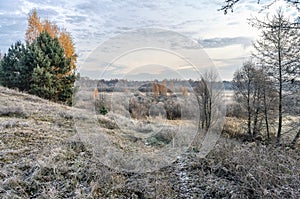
[222,117,247,138]
[0,86,299,198]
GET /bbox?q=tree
[93,87,99,99]
[194,69,223,131]
[18,41,40,91]
[28,31,76,104]
[233,61,257,137]
[233,61,278,139]
[260,68,278,140]
[152,82,167,97]
[153,82,159,97]
[58,31,77,70]
[25,9,43,43]
[219,0,300,14]
[194,78,211,130]
[0,41,28,89]
[251,10,300,144]
[43,19,59,39]
[1,10,77,105]
[180,86,188,96]
[26,9,77,71]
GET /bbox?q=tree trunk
[277,87,282,145]
[277,29,282,146]
[206,94,212,130]
[247,79,252,136]
[252,88,261,138]
[253,110,259,138]
[291,130,300,148]
[203,93,207,130]
[277,67,282,144]
[263,88,270,140]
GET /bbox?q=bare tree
[260,70,278,140]
[194,78,210,130]
[232,61,277,139]
[219,0,300,14]
[194,69,223,131]
[233,61,255,136]
[251,10,300,144]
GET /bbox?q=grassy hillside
[0,86,299,198]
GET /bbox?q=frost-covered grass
[0,86,299,198]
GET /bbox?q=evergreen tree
[17,42,38,91]
[1,10,77,105]
[28,31,76,104]
[0,41,27,89]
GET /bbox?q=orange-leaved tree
[26,9,77,71]
[25,9,43,43]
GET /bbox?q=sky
[0,0,298,81]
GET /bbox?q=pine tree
[18,41,38,91]
[0,41,27,89]
[29,31,76,104]
[1,10,77,105]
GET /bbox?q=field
[0,86,299,198]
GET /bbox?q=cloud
[0,0,281,80]
[35,8,59,18]
[178,65,194,70]
[199,37,253,48]
[213,56,250,67]
[65,15,88,25]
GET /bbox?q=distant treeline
[77,77,234,92]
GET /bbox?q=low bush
[222,117,246,138]
[128,94,182,120]
[226,103,245,118]
[0,106,28,118]
[94,99,109,115]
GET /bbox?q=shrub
[0,106,27,118]
[222,117,245,138]
[128,93,182,120]
[164,100,181,120]
[226,103,245,118]
[145,126,175,146]
[95,99,109,115]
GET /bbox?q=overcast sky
[0,0,297,80]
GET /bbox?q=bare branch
[219,0,300,14]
